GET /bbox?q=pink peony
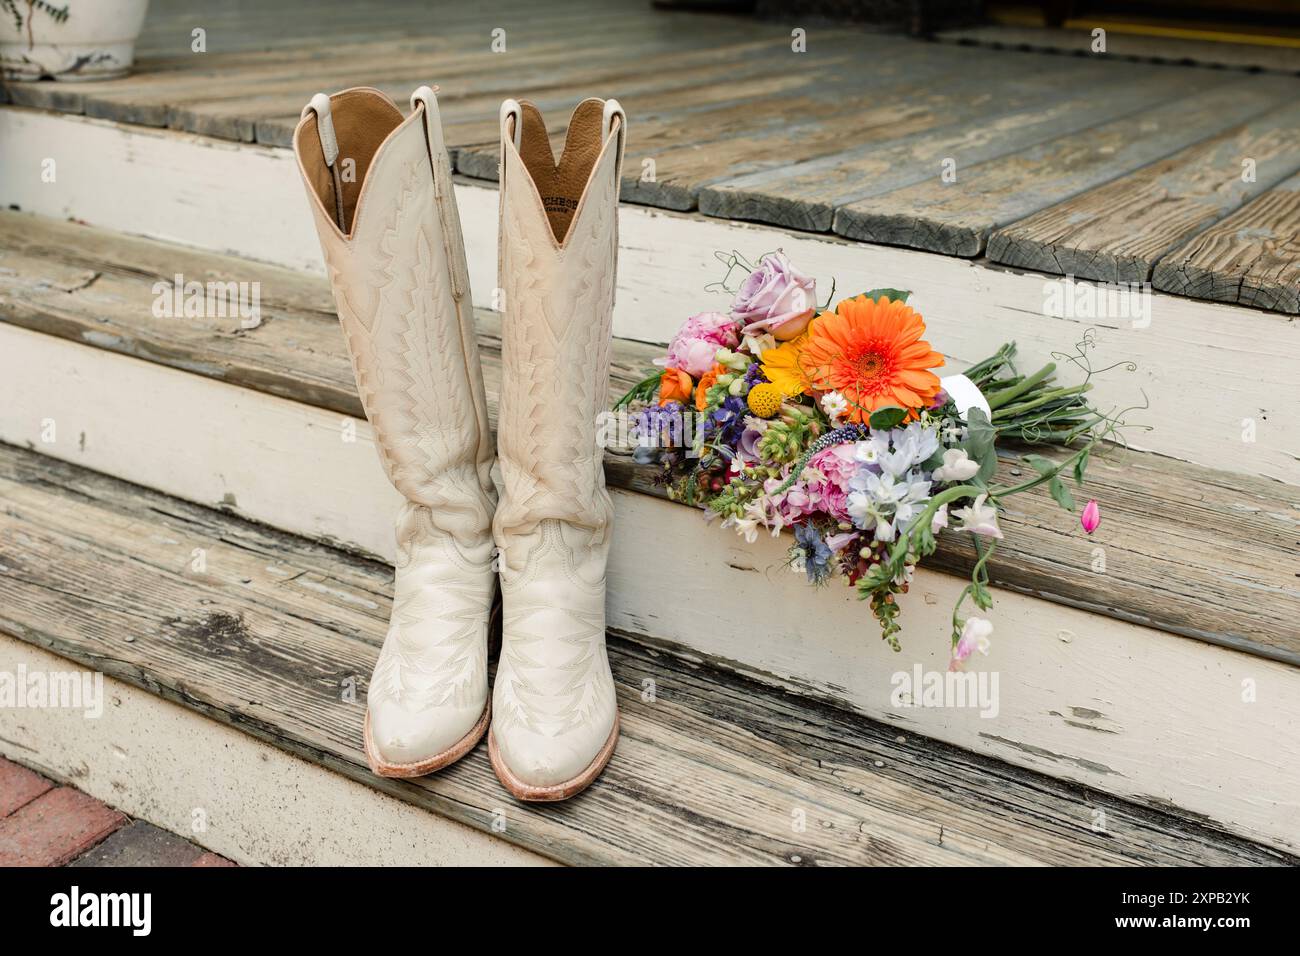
[731,252,817,340]
[660,311,741,378]
[764,481,817,525]
[765,443,857,524]
[805,444,859,522]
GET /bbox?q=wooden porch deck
[3,0,1298,312]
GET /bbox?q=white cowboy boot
[294,86,497,777]
[489,97,626,801]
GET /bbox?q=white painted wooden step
[2,213,1298,853]
[0,446,1290,867]
[1,107,1297,484]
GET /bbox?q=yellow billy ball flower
[746,382,783,418]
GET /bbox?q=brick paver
[0,786,127,866]
[0,758,53,816]
[69,819,210,867]
[0,757,235,866]
[191,851,238,867]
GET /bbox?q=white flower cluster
[845,422,999,543]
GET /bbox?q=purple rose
[660,311,741,377]
[731,252,817,340]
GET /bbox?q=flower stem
[985,363,1055,410]
[951,535,998,641]
[989,440,1098,498]
[992,383,1092,420]
[883,483,983,566]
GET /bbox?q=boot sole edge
[487,713,620,803]
[363,701,491,778]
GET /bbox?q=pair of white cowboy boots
[293,85,624,801]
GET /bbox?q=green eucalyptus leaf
[859,288,911,304]
[869,405,909,430]
[1049,476,1075,512]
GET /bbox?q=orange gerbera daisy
[799,295,944,422]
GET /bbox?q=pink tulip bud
[1081,499,1100,534]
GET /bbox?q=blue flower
[703,395,748,449]
[793,523,834,585]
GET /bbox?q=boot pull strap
[303,93,339,166]
[411,85,468,302]
[497,99,524,297]
[500,98,523,154]
[602,98,627,183]
[302,93,347,231]
[498,99,523,196]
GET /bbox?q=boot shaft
[494,97,626,559]
[294,87,494,540]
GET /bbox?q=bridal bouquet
[616,252,1134,667]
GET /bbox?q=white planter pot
[1,0,150,81]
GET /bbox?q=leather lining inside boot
[515,99,606,244]
[295,89,405,235]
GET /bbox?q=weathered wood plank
[6,324,1300,851]
[936,24,1300,75]
[696,61,1221,230]
[108,29,777,145]
[0,441,1288,866]
[0,634,551,866]
[0,211,659,424]
[14,0,806,148]
[6,0,1296,312]
[3,127,1298,480]
[1,212,1297,664]
[1150,171,1300,313]
[833,76,1300,256]
[454,39,1037,209]
[987,101,1300,283]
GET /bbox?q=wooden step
[4,0,1297,314]
[2,210,1299,853]
[986,99,1300,284]
[833,79,1300,260]
[4,108,1296,481]
[1,209,1294,663]
[936,24,1300,75]
[1151,170,1300,313]
[1,637,546,866]
[0,442,1289,867]
[697,61,1224,231]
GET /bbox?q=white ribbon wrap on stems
[939,374,991,422]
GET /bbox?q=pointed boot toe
[488,715,619,801]
[366,693,490,777]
